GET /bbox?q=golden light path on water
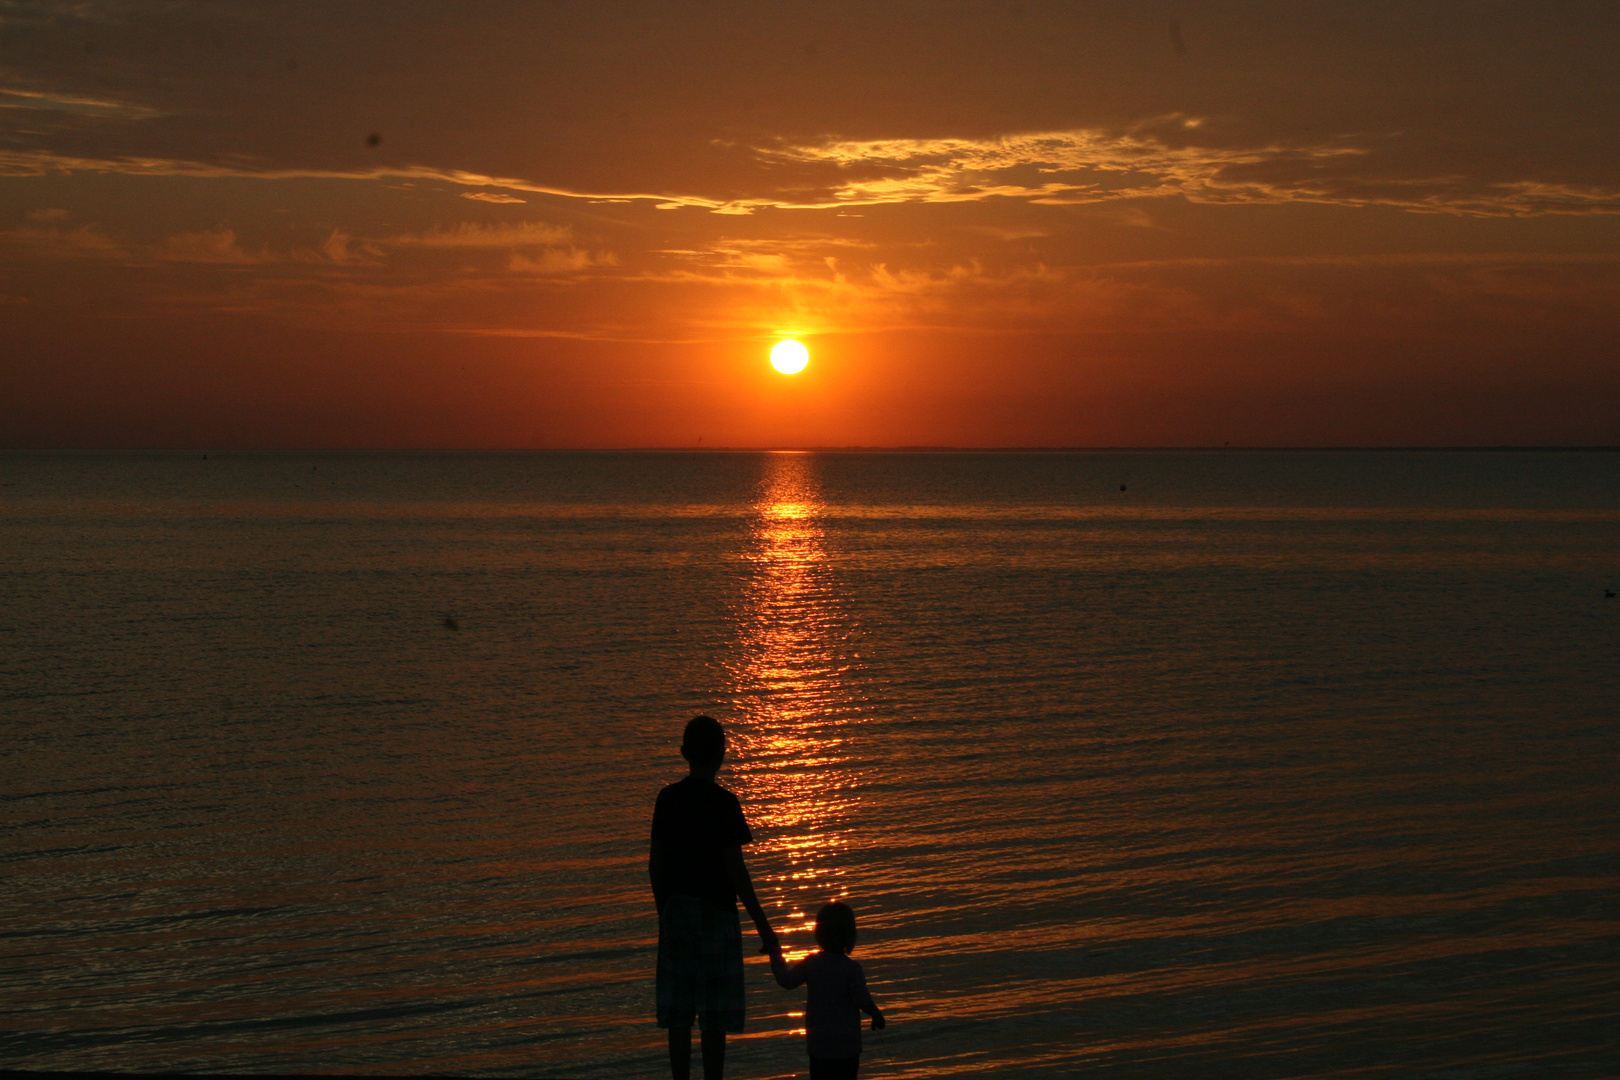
[724,452,861,969]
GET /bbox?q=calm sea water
[1,451,1616,1079]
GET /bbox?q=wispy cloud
[151,229,260,264]
[384,221,573,248]
[755,126,1620,217]
[0,223,122,256]
[0,211,612,276]
[0,87,163,120]
[509,248,617,274]
[0,150,748,211]
[316,229,371,265]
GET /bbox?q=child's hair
[682,715,726,768]
[814,900,858,954]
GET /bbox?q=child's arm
[851,961,885,1029]
[722,845,779,954]
[767,948,806,990]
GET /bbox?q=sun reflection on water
[726,452,862,961]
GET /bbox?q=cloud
[0,150,736,210]
[315,229,384,265]
[579,243,1620,345]
[1,209,606,276]
[508,248,616,275]
[382,221,574,248]
[0,87,163,120]
[9,121,1614,221]
[754,126,1620,216]
[667,246,791,274]
[152,229,259,263]
[0,223,121,256]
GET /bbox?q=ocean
[1,450,1616,1079]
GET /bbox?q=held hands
[758,922,781,956]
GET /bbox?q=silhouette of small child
[768,900,886,1080]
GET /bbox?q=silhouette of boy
[768,900,885,1080]
[650,715,779,1080]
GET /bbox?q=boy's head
[814,900,858,955]
[680,715,726,774]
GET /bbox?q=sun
[769,339,809,374]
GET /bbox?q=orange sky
[3,1,1619,447]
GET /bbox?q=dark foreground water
[1,450,1616,1079]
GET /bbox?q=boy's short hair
[814,900,858,954]
[682,715,726,767]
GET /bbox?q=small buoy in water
[443,614,460,630]
[1606,590,1616,598]
[1119,484,1127,492]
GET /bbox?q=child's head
[814,900,858,955]
[681,715,726,773]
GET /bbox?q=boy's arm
[648,832,669,912]
[722,845,778,953]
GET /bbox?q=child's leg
[699,1028,726,1080]
[667,1026,692,1080]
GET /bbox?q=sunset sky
[3,1,1618,448]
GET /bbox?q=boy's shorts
[656,894,745,1032]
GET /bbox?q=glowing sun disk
[770,340,810,374]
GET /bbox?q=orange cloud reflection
[726,453,862,960]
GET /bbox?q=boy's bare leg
[700,1028,726,1080]
[668,1026,691,1080]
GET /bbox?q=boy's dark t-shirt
[651,776,752,908]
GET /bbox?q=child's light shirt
[770,949,874,1060]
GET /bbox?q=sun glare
[770,339,810,374]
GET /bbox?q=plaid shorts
[656,894,745,1032]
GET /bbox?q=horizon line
[4,445,1619,454]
